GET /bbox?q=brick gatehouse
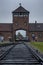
[0,4,43,42]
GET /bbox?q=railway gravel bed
[0,42,43,65]
[0,44,14,58]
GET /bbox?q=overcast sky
[0,0,43,23]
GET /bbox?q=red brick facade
[0,5,43,41]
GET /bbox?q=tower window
[19,12,23,15]
[14,12,28,17]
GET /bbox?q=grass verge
[31,42,43,53]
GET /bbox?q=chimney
[35,21,37,24]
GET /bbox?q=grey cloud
[0,0,43,23]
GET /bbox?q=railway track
[0,45,13,57]
[0,42,43,65]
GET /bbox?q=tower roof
[12,5,29,13]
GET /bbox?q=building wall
[28,31,43,42]
[0,32,12,41]
[0,9,43,41]
[13,16,29,30]
[13,15,29,41]
[0,30,43,41]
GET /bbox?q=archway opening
[15,30,28,41]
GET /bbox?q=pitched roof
[12,6,29,13]
[0,23,12,31]
[29,23,43,31]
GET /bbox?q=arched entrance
[15,30,28,41]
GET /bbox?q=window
[38,32,42,38]
[15,22,18,26]
[16,23,18,26]
[37,25,40,28]
[14,12,28,17]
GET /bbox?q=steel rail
[0,42,43,65]
[23,42,43,65]
[0,45,14,60]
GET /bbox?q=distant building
[0,4,43,41]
